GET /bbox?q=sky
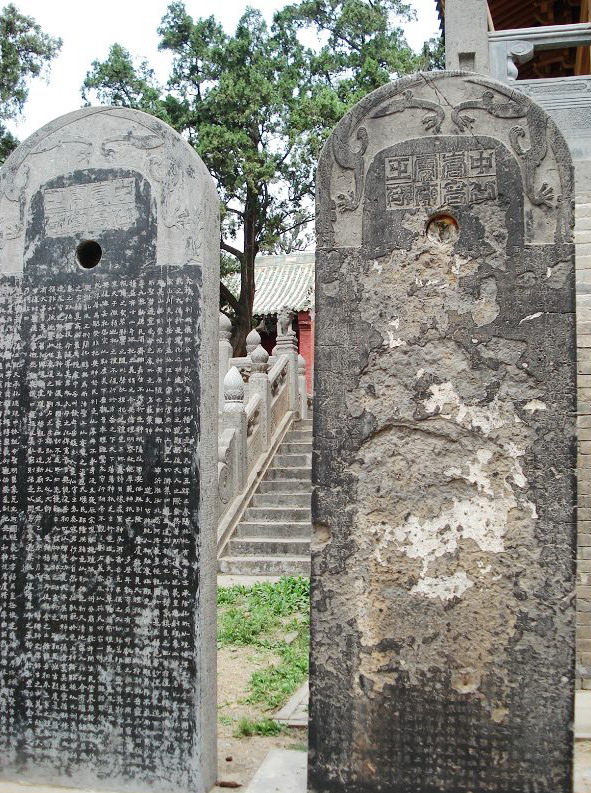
[7,0,441,141]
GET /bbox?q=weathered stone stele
[0,108,219,793]
[311,72,576,792]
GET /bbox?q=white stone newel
[246,327,261,355]
[250,344,271,448]
[223,366,245,413]
[222,366,247,492]
[219,313,233,412]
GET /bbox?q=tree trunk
[231,293,251,356]
[231,187,259,355]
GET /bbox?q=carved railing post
[249,344,271,450]
[223,366,247,496]
[246,327,261,355]
[488,24,591,82]
[219,313,233,413]
[298,353,308,420]
[273,306,300,417]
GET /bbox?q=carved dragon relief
[332,125,368,213]
[326,78,569,245]
[149,155,191,231]
[332,89,444,214]
[0,162,30,246]
[370,89,445,133]
[30,136,93,164]
[99,122,206,263]
[101,129,165,158]
[451,89,555,210]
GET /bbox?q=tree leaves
[0,3,61,162]
[82,0,436,351]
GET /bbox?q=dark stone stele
[0,109,218,793]
[311,73,576,792]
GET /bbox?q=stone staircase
[218,417,312,576]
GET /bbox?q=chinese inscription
[44,178,137,236]
[1,272,202,788]
[385,149,497,209]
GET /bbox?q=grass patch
[234,717,284,737]
[218,576,309,648]
[218,576,310,711]
[247,630,309,709]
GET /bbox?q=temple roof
[224,252,315,316]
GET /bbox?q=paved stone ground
[243,749,307,793]
[274,682,309,728]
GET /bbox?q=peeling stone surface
[0,108,219,793]
[310,72,577,792]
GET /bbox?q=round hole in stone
[426,213,459,245]
[76,239,102,270]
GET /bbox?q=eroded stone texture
[311,72,576,792]
[0,108,219,793]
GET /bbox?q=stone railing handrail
[268,353,289,388]
[245,392,261,420]
[216,312,308,553]
[489,23,591,81]
[230,356,250,368]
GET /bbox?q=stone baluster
[298,353,308,420]
[223,366,247,495]
[219,313,233,412]
[273,305,300,417]
[249,344,271,449]
[246,327,261,355]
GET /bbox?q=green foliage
[0,3,61,162]
[218,577,310,710]
[418,34,445,71]
[234,717,284,737]
[81,44,170,122]
[247,627,309,709]
[218,576,310,647]
[82,1,432,351]
[276,0,419,122]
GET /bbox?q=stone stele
[0,108,219,793]
[311,72,576,792]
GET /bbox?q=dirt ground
[213,645,308,790]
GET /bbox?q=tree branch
[220,281,240,312]
[221,240,244,262]
[280,214,314,235]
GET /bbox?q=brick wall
[298,309,314,395]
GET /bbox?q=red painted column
[297,309,314,394]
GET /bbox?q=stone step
[252,492,311,508]
[227,538,311,556]
[296,419,313,430]
[257,479,310,494]
[235,522,311,539]
[245,506,311,523]
[218,555,311,576]
[265,466,311,481]
[285,430,313,443]
[274,453,311,467]
[279,442,312,454]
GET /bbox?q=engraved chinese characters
[0,108,219,793]
[312,73,575,793]
[385,149,497,208]
[44,177,136,236]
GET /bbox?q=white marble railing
[216,312,308,544]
